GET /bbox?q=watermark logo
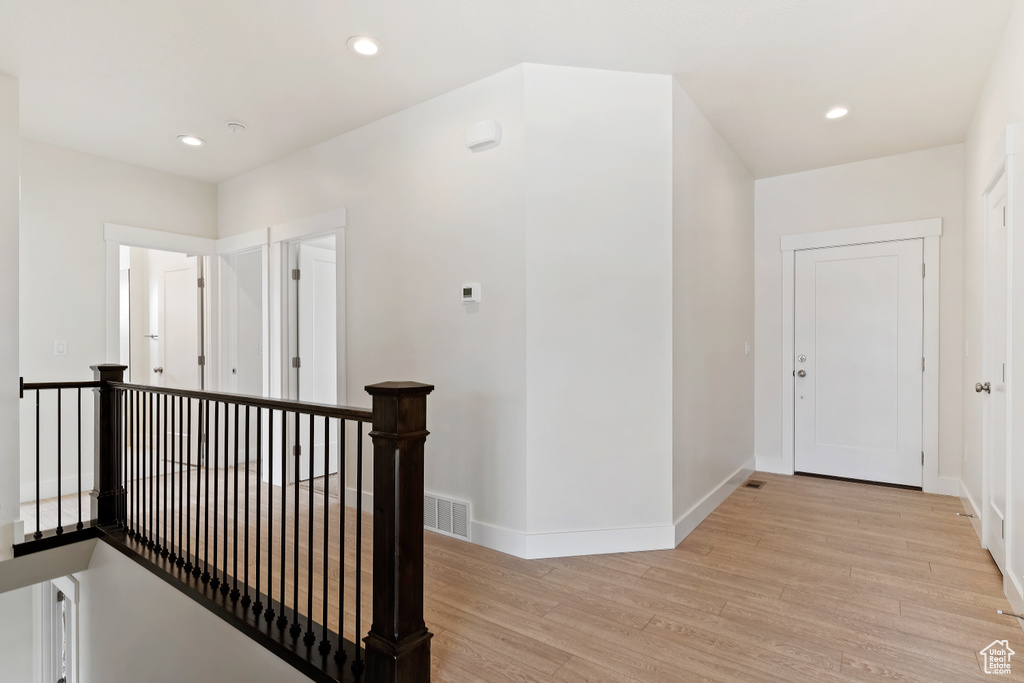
[980,640,1015,675]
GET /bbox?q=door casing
[780,218,945,494]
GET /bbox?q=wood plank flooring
[23,471,1024,680]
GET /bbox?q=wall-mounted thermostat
[462,283,481,304]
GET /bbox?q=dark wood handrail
[107,381,374,422]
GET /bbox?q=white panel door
[794,239,924,486]
[158,255,200,391]
[291,241,337,481]
[983,171,1008,573]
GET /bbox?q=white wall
[78,542,305,683]
[963,0,1024,614]
[671,81,755,540]
[219,65,531,538]
[522,65,674,544]
[0,73,18,559]
[0,586,34,682]
[18,140,217,504]
[753,145,965,490]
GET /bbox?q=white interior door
[222,249,265,396]
[983,171,1009,573]
[284,236,338,481]
[794,239,924,486]
[157,254,201,391]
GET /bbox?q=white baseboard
[343,486,373,512]
[960,480,984,543]
[20,475,95,504]
[754,456,788,475]
[673,458,755,546]
[1005,576,1024,635]
[471,520,675,560]
[928,476,961,497]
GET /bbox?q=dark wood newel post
[92,364,126,526]
[363,381,435,683]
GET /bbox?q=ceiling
[0,0,1015,183]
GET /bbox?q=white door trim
[780,218,946,494]
[267,208,348,405]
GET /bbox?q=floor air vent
[744,480,766,490]
[423,493,471,541]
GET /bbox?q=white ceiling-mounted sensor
[466,120,501,151]
[462,283,481,304]
[226,121,247,134]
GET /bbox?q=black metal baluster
[277,410,288,631]
[148,391,154,549]
[254,407,264,614]
[221,403,231,597]
[156,393,162,553]
[77,388,84,530]
[133,390,139,539]
[353,423,364,676]
[162,393,169,557]
[116,389,124,528]
[212,401,221,591]
[56,389,63,534]
[202,399,211,583]
[318,415,331,654]
[177,395,185,567]
[168,395,175,562]
[184,398,194,575]
[231,402,240,601]
[304,412,316,644]
[335,419,347,665]
[263,408,274,622]
[32,389,40,539]
[242,405,251,608]
[291,410,301,638]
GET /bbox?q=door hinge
[292,268,301,281]
[1003,206,1007,227]
[56,590,65,603]
[922,263,925,278]
[198,355,206,367]
[293,444,302,457]
[291,356,301,368]
[922,357,925,371]
[1002,518,1005,539]
[197,277,205,288]
[922,451,925,466]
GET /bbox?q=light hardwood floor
[23,471,1024,681]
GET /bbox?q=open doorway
[121,246,206,390]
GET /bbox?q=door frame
[779,218,944,493]
[267,208,347,404]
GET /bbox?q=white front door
[794,239,924,486]
[983,171,1009,573]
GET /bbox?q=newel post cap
[91,364,127,382]
[364,381,435,397]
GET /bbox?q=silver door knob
[153,367,164,374]
[976,382,990,393]
[797,369,807,377]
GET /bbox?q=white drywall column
[523,65,674,546]
[0,73,18,560]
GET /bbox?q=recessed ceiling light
[226,121,247,134]
[825,106,850,120]
[177,134,205,146]
[347,35,382,56]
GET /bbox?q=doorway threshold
[794,471,922,491]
